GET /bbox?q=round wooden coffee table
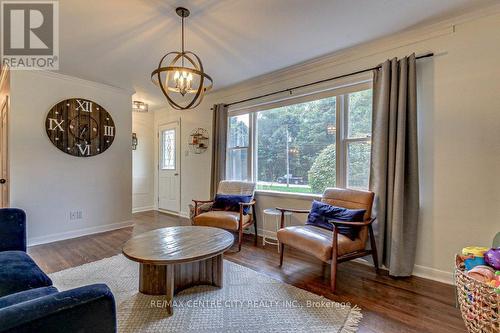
[122,226,234,315]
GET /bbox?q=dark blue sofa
[0,208,117,332]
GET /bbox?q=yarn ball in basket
[484,247,500,270]
[467,265,495,282]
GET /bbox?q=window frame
[226,113,252,181]
[344,89,373,189]
[226,79,372,196]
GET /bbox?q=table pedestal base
[139,254,224,315]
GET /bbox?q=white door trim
[0,67,9,208]
[157,119,181,213]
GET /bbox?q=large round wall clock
[45,98,115,157]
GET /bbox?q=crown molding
[213,2,500,101]
[26,70,135,96]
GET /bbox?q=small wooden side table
[262,208,292,252]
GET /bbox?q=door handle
[174,173,179,176]
[0,179,6,184]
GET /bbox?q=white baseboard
[156,209,190,219]
[27,220,135,247]
[132,205,155,213]
[352,258,454,285]
[135,208,190,219]
[413,264,454,285]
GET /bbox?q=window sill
[255,190,321,201]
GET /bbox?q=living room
[0,1,499,332]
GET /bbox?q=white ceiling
[58,0,495,108]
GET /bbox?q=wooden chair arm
[237,201,256,228]
[276,207,311,229]
[239,201,256,225]
[328,217,376,227]
[192,200,214,218]
[239,200,256,207]
[276,207,310,214]
[192,200,214,204]
[329,218,376,260]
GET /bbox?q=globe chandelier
[151,7,213,110]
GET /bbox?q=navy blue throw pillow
[212,194,253,215]
[306,201,366,240]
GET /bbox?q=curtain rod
[214,52,433,109]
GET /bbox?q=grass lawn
[256,184,314,194]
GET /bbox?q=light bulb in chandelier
[171,70,194,96]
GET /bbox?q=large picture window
[226,84,372,195]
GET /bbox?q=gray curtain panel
[369,54,419,277]
[210,103,228,197]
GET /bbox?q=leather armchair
[192,181,257,251]
[276,188,378,292]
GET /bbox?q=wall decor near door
[188,128,209,154]
[45,98,115,157]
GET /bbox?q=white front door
[158,122,180,213]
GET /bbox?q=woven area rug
[49,254,361,332]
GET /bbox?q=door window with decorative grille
[161,129,176,170]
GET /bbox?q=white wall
[9,71,133,245]
[154,8,500,283]
[132,111,155,212]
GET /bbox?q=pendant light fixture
[151,7,213,110]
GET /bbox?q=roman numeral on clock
[76,143,91,156]
[104,125,114,137]
[48,118,64,131]
[76,99,92,113]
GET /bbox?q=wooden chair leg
[279,244,284,267]
[368,225,379,273]
[330,258,338,292]
[331,230,338,292]
[238,226,243,252]
[253,224,258,245]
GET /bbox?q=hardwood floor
[28,211,465,333]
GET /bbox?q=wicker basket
[455,255,499,333]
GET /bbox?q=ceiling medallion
[151,7,213,110]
